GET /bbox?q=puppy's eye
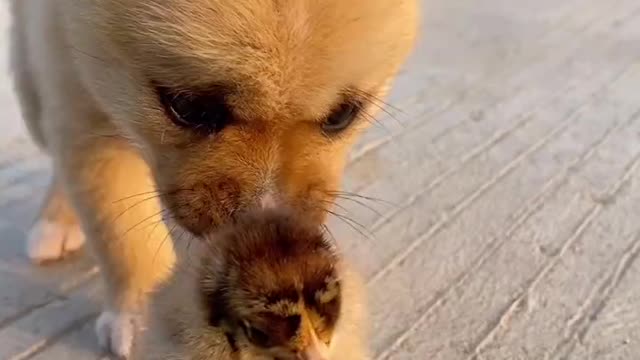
[321,101,361,134]
[157,87,232,135]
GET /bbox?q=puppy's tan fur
[10,0,418,356]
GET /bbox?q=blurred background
[2,0,640,359]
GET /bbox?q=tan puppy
[134,209,368,360]
[10,0,419,357]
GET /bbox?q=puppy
[10,0,419,357]
[133,209,368,360]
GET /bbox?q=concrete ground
[2,0,640,359]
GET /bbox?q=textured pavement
[2,0,640,359]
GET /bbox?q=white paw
[96,311,139,359]
[26,220,86,263]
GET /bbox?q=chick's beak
[297,324,329,360]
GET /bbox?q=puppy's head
[69,0,419,234]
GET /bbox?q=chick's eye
[157,86,232,135]
[321,101,361,134]
[242,323,271,348]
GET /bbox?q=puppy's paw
[96,310,139,359]
[26,220,86,264]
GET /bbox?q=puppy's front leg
[59,138,176,358]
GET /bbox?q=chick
[133,210,368,360]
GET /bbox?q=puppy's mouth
[158,184,331,239]
[158,182,242,237]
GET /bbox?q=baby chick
[134,210,368,360]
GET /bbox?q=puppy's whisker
[113,188,193,203]
[325,190,398,208]
[321,198,350,215]
[113,191,161,203]
[360,109,390,133]
[153,223,177,266]
[321,224,338,245]
[143,212,176,234]
[362,102,404,126]
[358,95,406,129]
[111,188,194,227]
[320,206,375,241]
[66,44,112,65]
[332,196,384,218]
[333,191,397,207]
[141,201,198,238]
[111,194,164,223]
[355,88,406,115]
[332,211,373,238]
[322,196,384,223]
[331,213,373,241]
[120,208,170,239]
